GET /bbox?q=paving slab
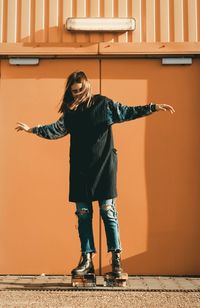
[0,275,200,292]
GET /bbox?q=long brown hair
[58,71,93,113]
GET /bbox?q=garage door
[0,59,100,275]
[1,58,200,275]
[100,59,200,275]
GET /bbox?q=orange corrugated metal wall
[0,0,200,44]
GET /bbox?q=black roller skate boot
[104,252,128,287]
[112,251,123,277]
[71,253,94,276]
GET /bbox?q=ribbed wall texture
[0,0,200,44]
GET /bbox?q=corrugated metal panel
[188,0,198,42]
[160,0,170,42]
[174,0,184,42]
[21,0,31,42]
[0,0,200,46]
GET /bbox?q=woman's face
[71,82,83,98]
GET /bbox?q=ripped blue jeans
[75,199,122,254]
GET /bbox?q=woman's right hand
[15,122,32,133]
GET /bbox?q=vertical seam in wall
[86,0,90,17]
[198,0,200,41]
[74,0,77,43]
[58,0,63,43]
[99,202,102,275]
[100,0,104,17]
[3,0,8,42]
[128,0,132,42]
[30,0,35,43]
[86,0,90,42]
[13,0,17,43]
[44,0,49,43]
[87,0,91,42]
[170,0,175,42]
[183,0,188,42]
[156,0,160,42]
[99,57,102,276]
[114,0,118,42]
[141,0,146,42]
[16,0,22,42]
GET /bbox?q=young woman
[16,71,175,277]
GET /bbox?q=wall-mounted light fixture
[9,58,39,65]
[162,58,192,65]
[65,17,136,32]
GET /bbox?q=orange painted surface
[1,58,200,275]
[0,59,100,274]
[101,58,200,275]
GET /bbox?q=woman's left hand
[156,104,175,114]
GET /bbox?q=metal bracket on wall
[9,58,40,65]
[161,58,192,65]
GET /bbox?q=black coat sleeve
[32,115,69,139]
[106,100,157,125]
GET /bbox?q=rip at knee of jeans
[100,204,114,217]
[100,204,118,219]
[101,204,113,212]
[75,208,90,219]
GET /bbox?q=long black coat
[64,95,117,202]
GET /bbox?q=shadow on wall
[100,59,200,275]
[20,26,128,45]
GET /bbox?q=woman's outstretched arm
[106,100,175,125]
[15,115,69,139]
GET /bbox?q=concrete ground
[0,275,200,307]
